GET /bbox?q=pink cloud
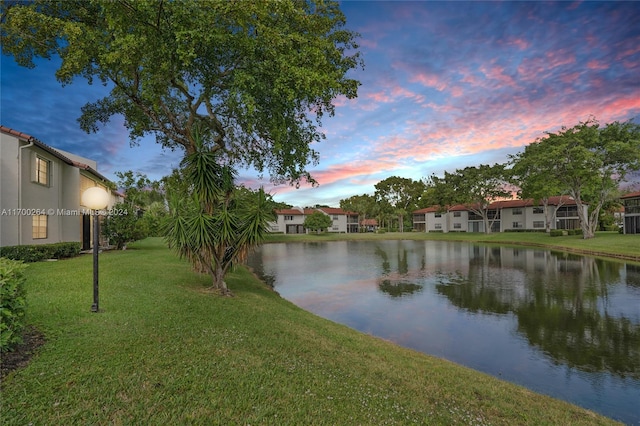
[545,49,576,68]
[479,64,517,87]
[450,86,464,98]
[615,41,640,60]
[366,91,394,103]
[587,60,608,70]
[310,159,401,186]
[559,72,581,84]
[409,71,448,91]
[510,38,530,50]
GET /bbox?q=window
[35,156,50,185]
[434,223,442,229]
[434,213,442,218]
[533,221,544,228]
[333,215,338,221]
[32,215,47,239]
[284,215,294,221]
[453,211,461,217]
[512,222,523,228]
[453,223,461,229]
[512,208,522,215]
[533,207,544,214]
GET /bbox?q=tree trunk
[212,264,231,294]
[583,206,601,239]
[483,215,492,234]
[575,200,595,239]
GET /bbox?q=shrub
[0,242,81,262]
[0,258,28,352]
[102,203,147,249]
[550,230,564,237]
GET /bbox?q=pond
[247,240,640,425]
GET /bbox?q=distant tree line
[340,118,640,239]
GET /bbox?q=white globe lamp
[82,186,110,312]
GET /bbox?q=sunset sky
[2,1,639,207]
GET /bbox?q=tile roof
[621,191,640,199]
[317,207,358,215]
[413,196,580,214]
[275,208,306,215]
[1,125,112,184]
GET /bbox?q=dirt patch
[0,326,46,380]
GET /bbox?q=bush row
[0,257,28,352]
[0,242,81,262]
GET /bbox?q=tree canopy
[303,211,332,233]
[508,142,570,232]
[427,164,510,234]
[340,193,377,230]
[1,0,362,185]
[509,119,640,238]
[374,176,425,232]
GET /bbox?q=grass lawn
[1,237,621,424]
[266,231,640,263]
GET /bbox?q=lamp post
[81,187,110,313]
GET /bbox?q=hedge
[0,257,28,352]
[0,242,81,262]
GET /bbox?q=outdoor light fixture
[81,187,110,313]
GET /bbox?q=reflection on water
[435,249,640,381]
[247,241,640,424]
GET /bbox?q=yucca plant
[163,131,274,295]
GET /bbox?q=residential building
[1,126,121,249]
[413,196,585,233]
[360,218,379,232]
[270,206,359,234]
[621,191,640,234]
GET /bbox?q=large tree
[114,171,163,209]
[428,164,510,234]
[508,142,570,233]
[1,0,362,185]
[515,119,640,239]
[340,193,376,231]
[374,176,425,232]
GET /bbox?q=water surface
[248,240,640,425]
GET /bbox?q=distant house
[315,207,359,234]
[0,126,122,249]
[621,191,640,234]
[270,206,359,234]
[412,196,585,233]
[360,218,378,232]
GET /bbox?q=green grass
[266,231,640,263]
[1,238,621,425]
